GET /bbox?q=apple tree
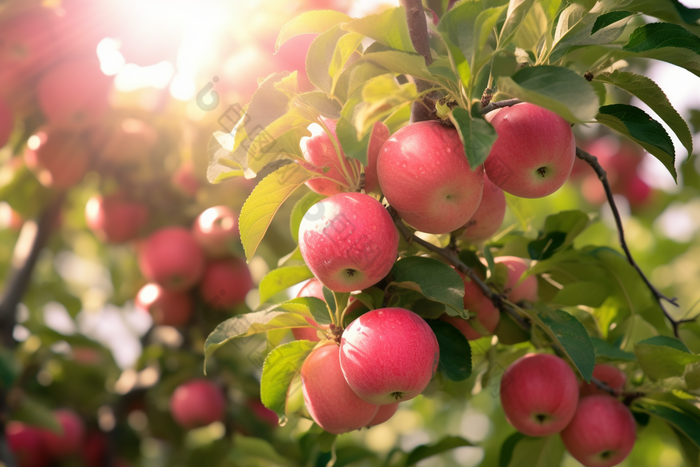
[1,0,700,466]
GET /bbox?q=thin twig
[575,147,684,337]
[480,98,522,115]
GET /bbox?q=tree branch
[0,195,64,348]
[400,0,437,123]
[575,147,684,337]
[480,98,522,115]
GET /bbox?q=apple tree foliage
[204,0,700,464]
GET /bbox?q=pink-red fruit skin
[485,103,575,198]
[7,422,48,467]
[462,175,506,241]
[340,308,439,404]
[199,258,253,309]
[440,273,500,340]
[298,192,398,292]
[377,121,484,234]
[192,206,239,258]
[367,403,399,427]
[42,409,84,458]
[301,344,379,434]
[85,195,149,243]
[135,283,193,327]
[170,379,226,429]
[302,118,360,195]
[579,364,626,397]
[500,353,578,437]
[495,256,538,303]
[363,121,391,194]
[561,395,636,467]
[138,227,205,291]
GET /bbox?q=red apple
[579,364,626,397]
[367,403,399,427]
[91,118,157,164]
[301,343,379,434]
[170,379,226,429]
[495,256,538,303]
[560,395,636,467]
[138,227,205,291]
[461,174,506,241]
[485,103,575,198]
[37,58,112,130]
[292,278,326,341]
[340,308,439,404]
[0,98,12,148]
[85,194,149,243]
[0,11,59,91]
[25,129,91,189]
[623,174,651,207]
[42,409,84,458]
[500,353,579,437]
[135,283,193,327]
[172,162,200,197]
[377,121,484,234]
[81,431,106,467]
[439,270,499,340]
[298,192,398,292]
[301,118,361,195]
[199,257,254,309]
[249,400,278,427]
[363,121,391,194]
[192,206,239,258]
[6,422,48,467]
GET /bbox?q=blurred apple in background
[24,129,91,190]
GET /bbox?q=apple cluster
[501,355,636,467]
[571,137,652,209]
[134,206,254,326]
[6,409,88,467]
[299,306,438,434]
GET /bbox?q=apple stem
[575,147,686,338]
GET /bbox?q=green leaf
[330,32,365,94]
[297,92,342,119]
[229,434,296,466]
[591,337,636,362]
[259,266,315,304]
[592,10,636,34]
[203,298,328,365]
[239,162,317,260]
[550,8,636,61]
[342,6,416,53]
[635,336,700,380]
[207,73,295,181]
[496,65,598,122]
[449,108,498,170]
[405,436,474,466]
[633,395,700,448]
[261,340,316,415]
[527,307,595,382]
[552,281,609,307]
[307,25,350,95]
[428,321,472,382]
[362,50,435,82]
[528,210,592,260]
[528,232,566,260]
[276,10,351,52]
[355,75,417,137]
[500,432,527,467]
[389,256,465,316]
[290,191,326,243]
[594,71,692,155]
[596,104,677,181]
[672,426,700,467]
[499,0,537,48]
[11,397,61,433]
[502,434,566,467]
[624,22,700,55]
[246,109,312,173]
